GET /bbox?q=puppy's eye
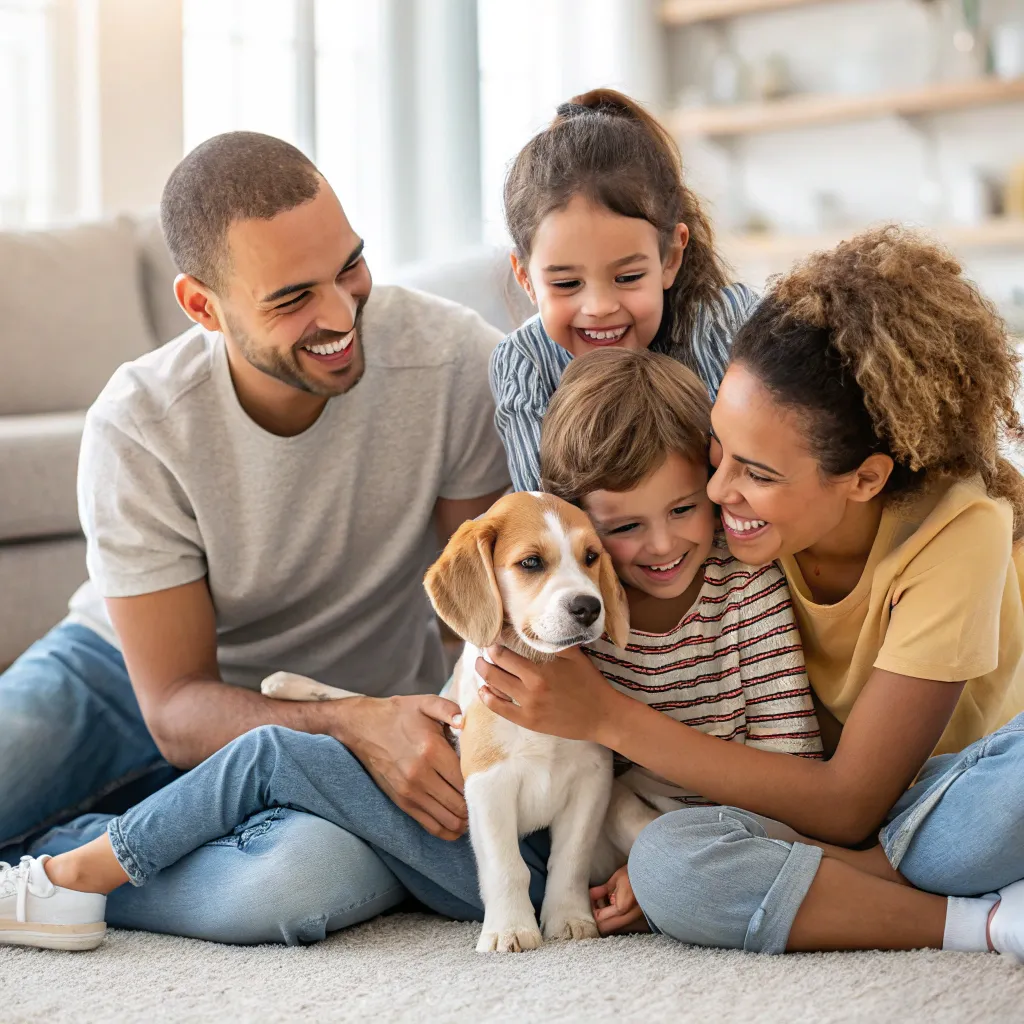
[519,555,543,571]
[584,551,599,567]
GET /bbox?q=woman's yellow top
[780,475,1024,755]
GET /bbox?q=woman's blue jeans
[628,712,1024,952]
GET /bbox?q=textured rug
[2,914,1023,1023]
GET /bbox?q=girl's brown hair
[540,348,711,505]
[504,88,729,362]
[731,225,1024,537]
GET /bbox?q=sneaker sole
[0,920,106,951]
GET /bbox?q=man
[0,133,510,943]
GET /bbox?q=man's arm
[107,580,356,766]
[113,480,507,764]
[106,579,467,839]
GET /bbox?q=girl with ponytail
[492,88,755,492]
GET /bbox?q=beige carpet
[2,914,1023,1023]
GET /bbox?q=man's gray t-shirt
[67,285,510,696]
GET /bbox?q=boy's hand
[589,865,649,936]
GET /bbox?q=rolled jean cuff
[107,817,148,887]
[743,840,823,954]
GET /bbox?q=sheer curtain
[1,0,664,257]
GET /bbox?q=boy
[536,348,822,932]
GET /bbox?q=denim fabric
[0,622,174,853]
[107,724,553,922]
[1,623,409,944]
[628,712,1024,952]
[628,807,822,953]
[27,808,406,944]
[879,711,1024,894]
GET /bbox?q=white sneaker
[0,855,106,950]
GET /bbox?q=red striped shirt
[586,535,822,810]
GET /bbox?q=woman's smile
[720,508,771,543]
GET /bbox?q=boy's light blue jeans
[0,622,406,943]
[628,712,1024,952]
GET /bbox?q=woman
[474,226,1024,958]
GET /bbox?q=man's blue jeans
[0,622,405,943]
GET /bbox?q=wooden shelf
[672,76,1024,137]
[720,219,1024,263]
[661,0,835,25]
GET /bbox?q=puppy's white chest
[506,733,611,835]
[455,647,611,836]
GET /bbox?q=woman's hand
[590,866,649,936]
[475,645,622,743]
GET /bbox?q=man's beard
[226,300,367,397]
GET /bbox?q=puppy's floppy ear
[424,517,503,648]
[598,551,631,649]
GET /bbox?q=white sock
[942,895,997,952]
[988,879,1024,964]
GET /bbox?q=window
[0,0,55,226]
[182,0,483,273]
[182,0,311,157]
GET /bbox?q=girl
[473,226,1024,959]
[492,87,756,492]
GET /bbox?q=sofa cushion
[0,217,158,415]
[136,213,192,344]
[0,412,85,541]
[0,537,87,667]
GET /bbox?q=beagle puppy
[263,491,658,953]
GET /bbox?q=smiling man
[0,132,510,943]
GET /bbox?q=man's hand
[338,694,468,841]
[590,865,649,936]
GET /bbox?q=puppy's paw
[542,915,600,942]
[476,925,543,953]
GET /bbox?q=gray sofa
[0,217,530,667]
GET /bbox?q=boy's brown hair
[540,349,711,505]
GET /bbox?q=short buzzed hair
[160,131,322,291]
[541,349,711,505]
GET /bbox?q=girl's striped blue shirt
[488,282,760,493]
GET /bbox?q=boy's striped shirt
[586,536,822,812]
[489,283,759,493]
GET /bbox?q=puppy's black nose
[568,594,601,628]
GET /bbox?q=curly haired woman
[474,226,1024,959]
